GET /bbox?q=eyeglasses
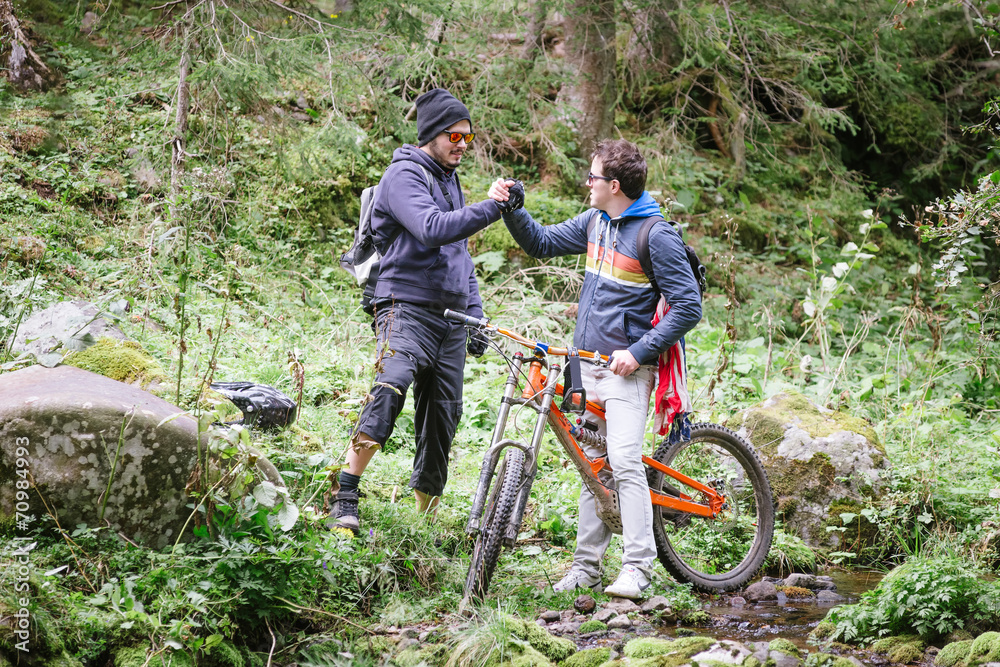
[442,131,476,144]
[587,172,615,185]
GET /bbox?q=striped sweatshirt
[502,192,702,365]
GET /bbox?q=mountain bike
[443,310,774,604]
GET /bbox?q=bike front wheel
[647,422,774,591]
[463,447,525,602]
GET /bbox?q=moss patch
[65,338,167,388]
[394,644,450,667]
[562,647,612,667]
[936,640,974,667]
[578,619,608,634]
[504,615,576,663]
[768,639,802,657]
[511,645,555,667]
[870,634,924,660]
[968,632,1000,666]
[777,586,815,599]
[810,621,836,642]
[114,645,152,667]
[624,636,715,660]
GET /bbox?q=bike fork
[466,354,526,535]
[504,362,562,546]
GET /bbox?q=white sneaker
[553,568,602,592]
[604,565,651,599]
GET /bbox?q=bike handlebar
[443,309,609,364]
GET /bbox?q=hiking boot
[604,565,651,599]
[327,490,360,535]
[553,568,602,592]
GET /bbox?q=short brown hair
[592,139,646,200]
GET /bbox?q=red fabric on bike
[651,297,692,436]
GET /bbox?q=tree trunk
[521,0,547,62]
[0,0,56,91]
[555,0,617,161]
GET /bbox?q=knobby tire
[463,448,525,602]
[646,422,775,591]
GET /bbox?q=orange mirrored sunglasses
[441,131,476,143]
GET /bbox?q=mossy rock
[809,622,836,642]
[870,634,925,663]
[394,644,450,667]
[65,338,167,389]
[768,639,802,657]
[503,615,576,663]
[562,647,612,667]
[726,391,890,548]
[777,586,815,600]
[743,657,762,667]
[936,640,973,667]
[624,636,715,660]
[802,653,855,667]
[512,645,555,667]
[578,620,608,634]
[968,632,1000,666]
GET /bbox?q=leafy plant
[825,552,1000,642]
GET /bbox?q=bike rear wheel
[647,423,774,591]
[463,448,525,602]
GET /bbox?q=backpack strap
[636,216,665,296]
[636,216,705,298]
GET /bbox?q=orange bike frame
[523,356,726,519]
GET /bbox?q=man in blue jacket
[488,139,702,598]
[329,89,508,535]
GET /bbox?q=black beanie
[416,89,471,147]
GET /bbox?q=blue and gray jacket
[502,192,702,364]
[370,145,502,318]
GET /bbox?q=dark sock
[338,471,361,495]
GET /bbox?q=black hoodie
[370,145,501,317]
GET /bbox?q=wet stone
[540,610,561,623]
[536,618,548,627]
[692,640,753,665]
[606,599,641,614]
[771,652,802,667]
[731,596,748,606]
[784,573,817,589]
[594,608,618,623]
[817,590,846,603]
[641,596,672,612]
[400,628,419,639]
[574,594,597,614]
[745,581,779,601]
[396,638,419,651]
[608,615,633,630]
[815,576,837,590]
[560,609,576,621]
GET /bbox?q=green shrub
[825,554,1000,642]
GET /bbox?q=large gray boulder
[0,365,282,549]
[726,391,890,548]
[7,300,125,358]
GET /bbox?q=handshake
[489,178,525,214]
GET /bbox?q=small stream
[664,571,885,648]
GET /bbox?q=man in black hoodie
[328,89,511,535]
